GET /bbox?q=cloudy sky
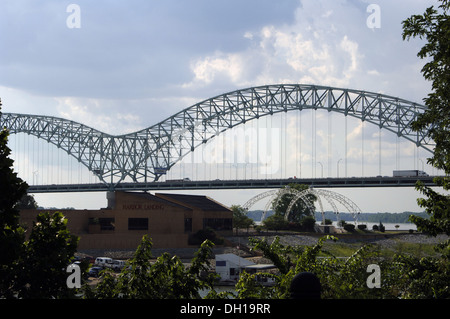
[0,0,443,213]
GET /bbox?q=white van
[94,257,113,268]
[110,260,126,271]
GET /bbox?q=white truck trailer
[393,170,428,177]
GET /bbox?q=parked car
[94,257,113,268]
[88,266,103,277]
[110,260,126,271]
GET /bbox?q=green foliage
[263,213,316,232]
[402,1,450,175]
[411,179,450,237]
[15,211,79,298]
[1,107,82,298]
[0,127,29,297]
[235,271,277,299]
[0,117,36,298]
[262,214,288,232]
[14,194,39,210]
[357,224,367,231]
[402,0,450,256]
[189,227,224,245]
[87,235,220,299]
[393,254,450,298]
[231,205,254,234]
[343,223,355,232]
[249,236,302,275]
[300,215,316,231]
[83,234,449,300]
[240,235,449,299]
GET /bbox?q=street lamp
[337,158,343,178]
[317,162,323,178]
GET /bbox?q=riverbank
[76,231,448,261]
[229,232,448,258]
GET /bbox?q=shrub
[357,224,367,231]
[263,214,288,232]
[188,228,223,245]
[343,223,356,232]
[300,216,317,232]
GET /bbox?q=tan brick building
[19,191,233,250]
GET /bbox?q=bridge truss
[0,84,434,187]
[242,187,361,225]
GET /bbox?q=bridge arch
[241,187,314,222]
[0,84,434,185]
[242,187,361,226]
[285,189,362,225]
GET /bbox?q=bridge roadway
[27,176,439,193]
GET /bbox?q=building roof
[125,192,192,210]
[215,254,255,267]
[244,264,277,270]
[155,193,231,212]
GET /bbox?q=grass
[380,240,439,258]
[319,242,363,257]
[312,239,440,258]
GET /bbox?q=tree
[262,214,288,232]
[1,102,79,298]
[0,102,29,297]
[239,236,394,299]
[231,205,254,234]
[88,235,220,299]
[402,0,450,255]
[271,184,316,223]
[14,194,39,210]
[15,211,79,298]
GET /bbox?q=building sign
[122,203,164,211]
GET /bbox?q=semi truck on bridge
[393,170,428,177]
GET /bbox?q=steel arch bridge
[0,84,433,187]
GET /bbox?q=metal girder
[240,187,362,225]
[0,84,433,186]
[242,189,279,211]
[286,189,362,224]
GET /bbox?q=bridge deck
[27,176,439,193]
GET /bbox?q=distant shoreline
[246,210,428,225]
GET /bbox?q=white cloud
[243,31,253,40]
[55,97,143,135]
[183,1,368,91]
[184,53,244,87]
[181,0,434,104]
